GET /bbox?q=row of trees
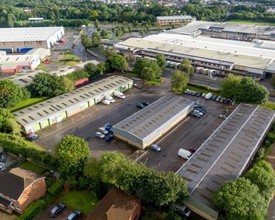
[54,134,189,207]
[214,160,275,219]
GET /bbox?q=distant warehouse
[113,94,194,149]
[13,75,133,133]
[0,27,64,51]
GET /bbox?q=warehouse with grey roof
[176,104,275,220]
[113,94,194,149]
[13,75,133,133]
[0,26,64,50]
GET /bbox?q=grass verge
[10,97,48,112]
[60,191,99,215]
[144,77,164,86]
[20,161,46,174]
[263,102,275,111]
[186,83,221,95]
[227,20,275,26]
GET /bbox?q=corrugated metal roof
[13,75,132,126]
[177,104,275,211]
[113,94,194,139]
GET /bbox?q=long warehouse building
[115,32,275,79]
[0,27,64,50]
[113,94,194,149]
[176,104,275,220]
[13,75,133,133]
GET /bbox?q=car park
[216,96,222,102]
[95,131,105,139]
[151,144,161,152]
[184,89,190,94]
[67,210,81,220]
[196,92,201,97]
[201,93,206,97]
[50,203,66,218]
[211,95,217,100]
[99,127,109,135]
[137,103,145,109]
[189,147,197,153]
[105,134,114,142]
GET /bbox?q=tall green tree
[156,54,166,69]
[220,74,241,98]
[133,58,162,81]
[214,177,267,220]
[171,70,189,94]
[85,152,189,206]
[56,135,90,177]
[0,79,24,108]
[105,54,128,72]
[30,73,74,97]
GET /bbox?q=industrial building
[156,16,193,27]
[113,94,194,149]
[13,75,133,133]
[7,60,98,87]
[0,27,64,50]
[0,48,50,74]
[169,20,275,41]
[176,104,275,220]
[115,32,275,79]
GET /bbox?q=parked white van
[178,149,192,160]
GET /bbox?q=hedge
[48,179,65,196]
[18,199,46,220]
[0,133,57,169]
[187,82,220,93]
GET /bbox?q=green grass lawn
[20,161,46,174]
[62,53,81,61]
[60,191,99,215]
[10,97,48,112]
[144,77,165,86]
[227,20,275,26]
[263,102,275,111]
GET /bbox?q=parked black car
[50,203,66,218]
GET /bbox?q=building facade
[13,75,133,133]
[156,16,193,27]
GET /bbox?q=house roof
[0,167,41,200]
[86,188,140,220]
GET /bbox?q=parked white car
[114,91,125,99]
[0,162,6,171]
[99,127,109,135]
[95,131,105,138]
[102,99,110,105]
[105,95,115,103]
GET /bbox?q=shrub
[48,179,65,196]
[18,199,46,220]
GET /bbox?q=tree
[81,34,92,49]
[0,79,24,108]
[214,177,267,220]
[105,54,128,72]
[245,161,275,199]
[0,108,21,134]
[133,58,162,81]
[30,73,74,97]
[56,135,90,177]
[220,74,241,98]
[171,70,189,94]
[156,54,166,69]
[221,74,268,104]
[85,152,189,206]
[91,32,101,48]
[94,19,100,28]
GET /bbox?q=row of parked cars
[184,89,235,105]
[50,203,81,219]
[95,123,114,142]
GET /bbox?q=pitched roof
[86,189,140,220]
[0,167,42,200]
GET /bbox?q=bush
[48,179,65,196]
[18,199,46,220]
